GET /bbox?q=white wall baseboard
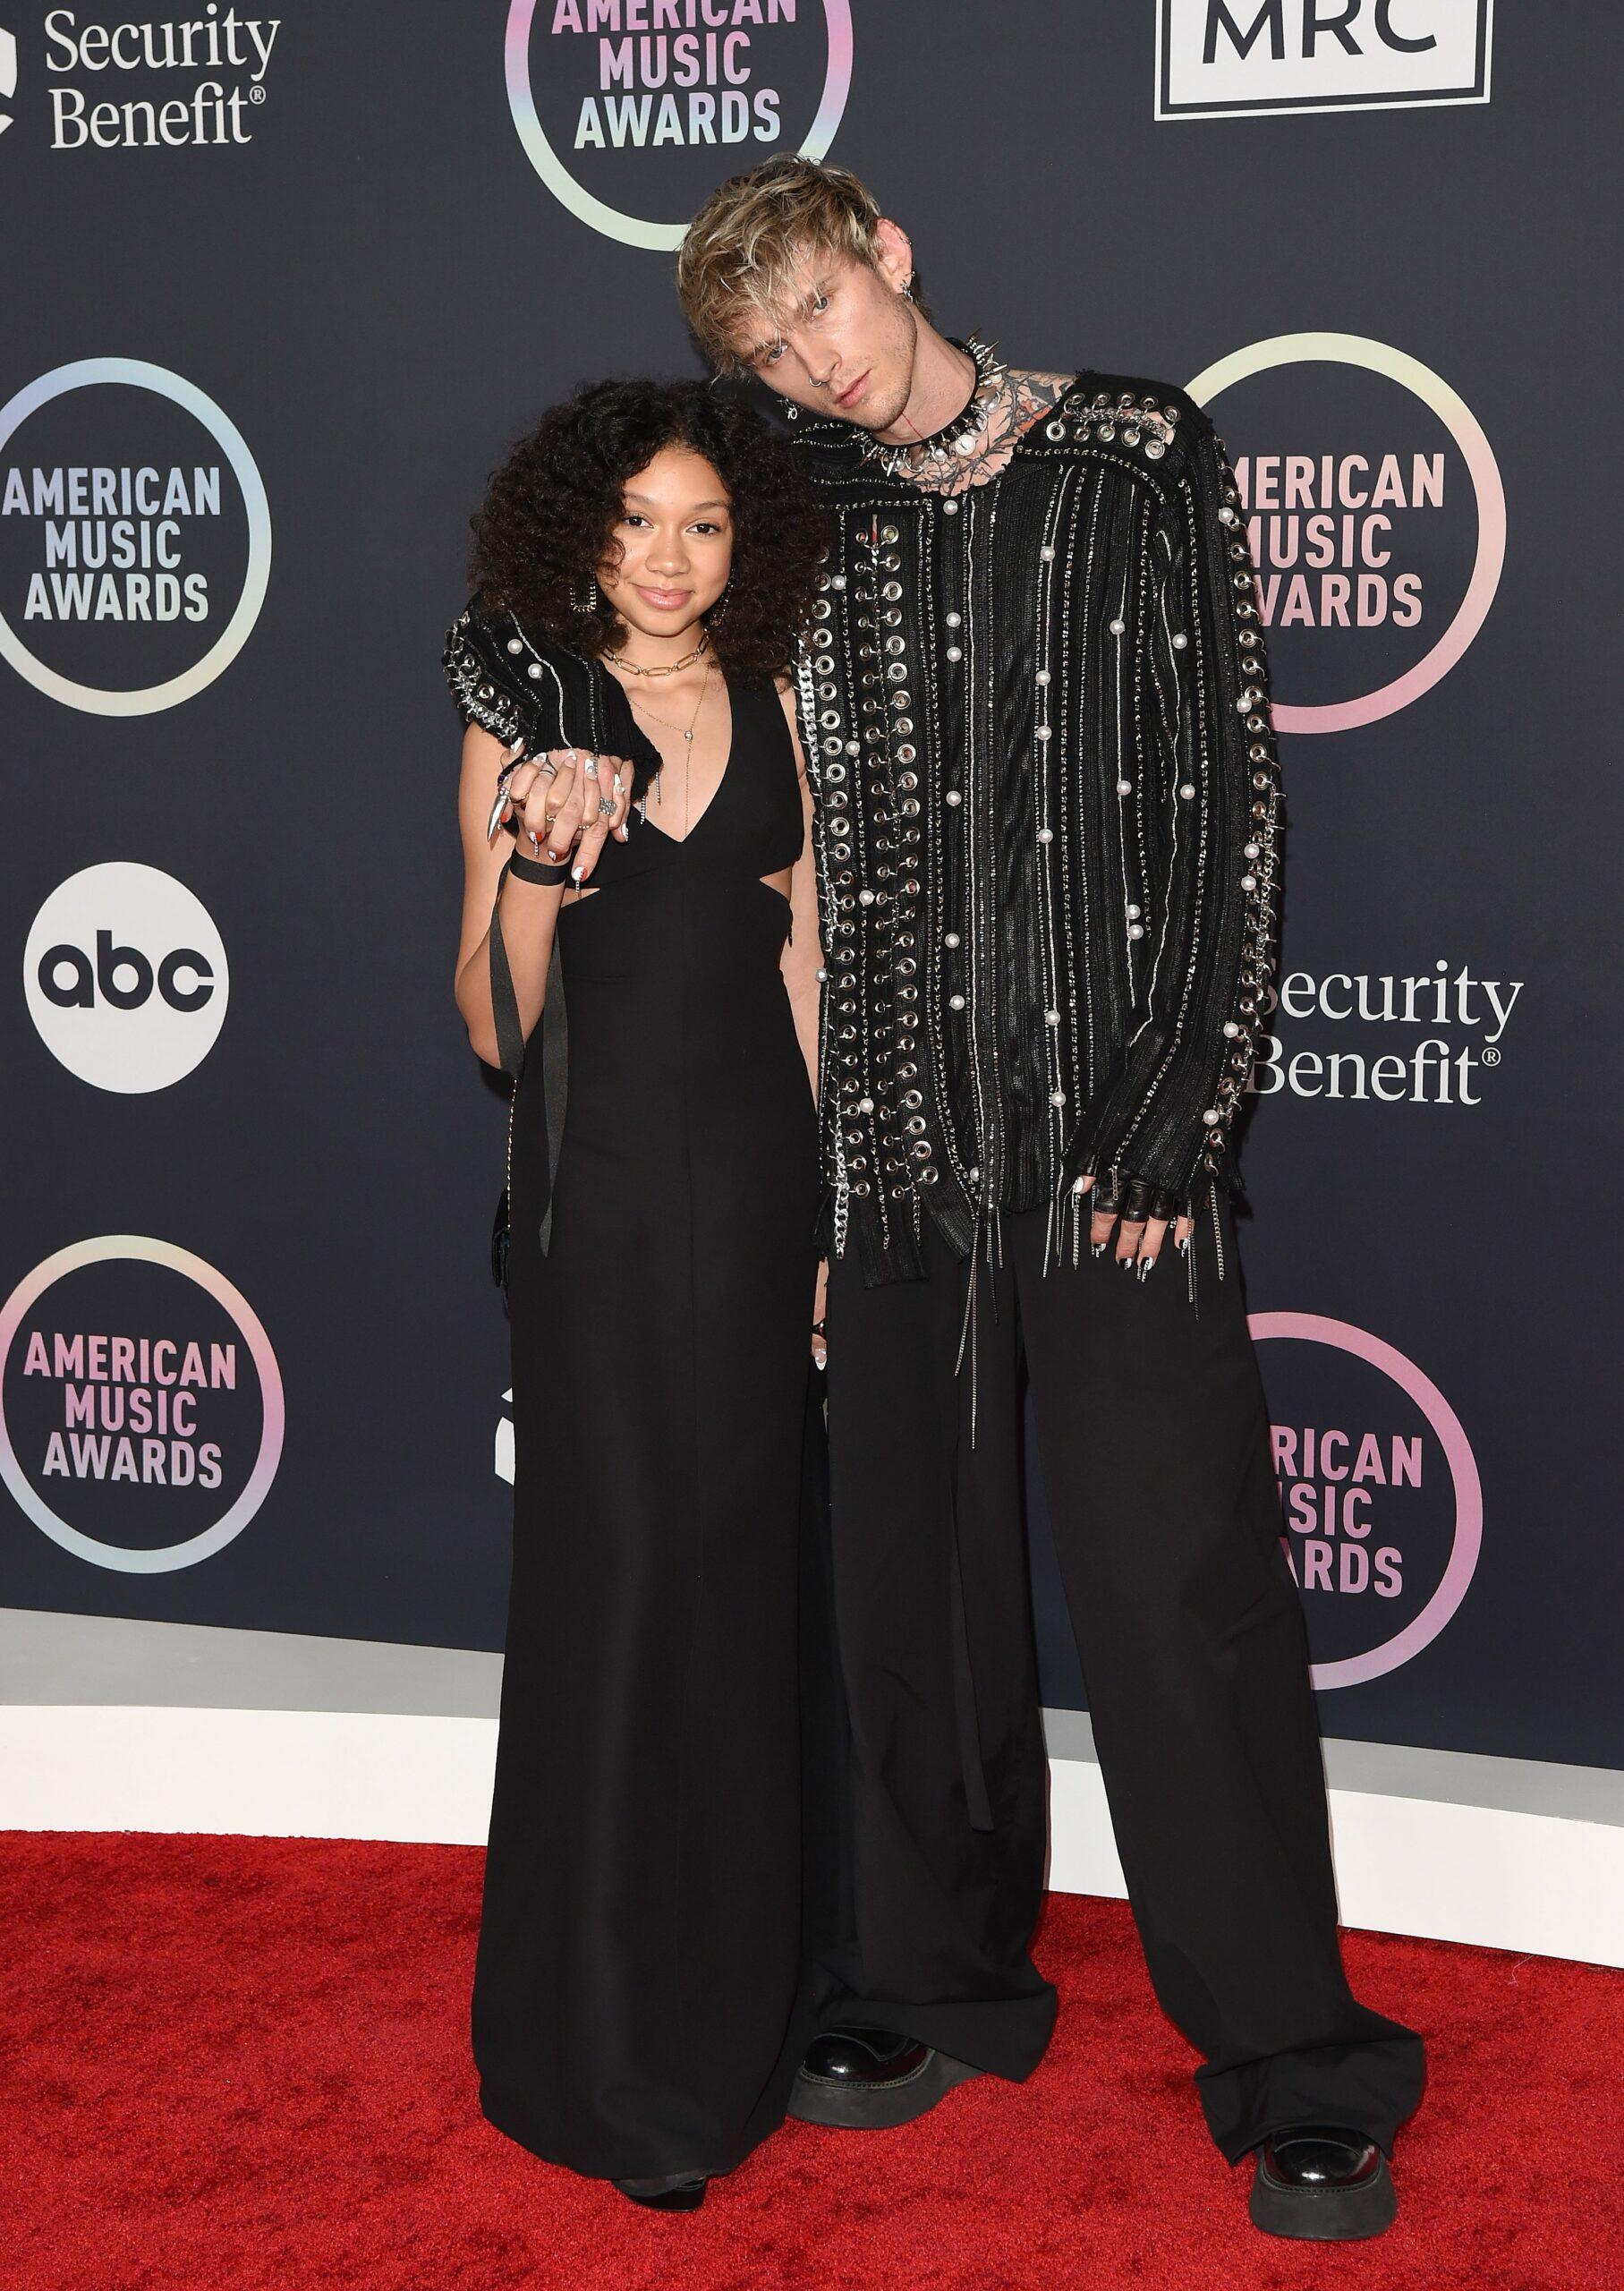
[5,1703,1622,1969]
[1045,1756,1624,1967]
[0,1706,498,1848]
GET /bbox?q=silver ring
[598,796,615,818]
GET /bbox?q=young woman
[446,380,830,2209]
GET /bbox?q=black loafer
[1249,2125,1397,2241]
[788,2026,982,2130]
[612,2175,708,2210]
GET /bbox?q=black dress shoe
[788,2026,982,2130]
[1248,2125,1397,2241]
[611,2176,708,2210]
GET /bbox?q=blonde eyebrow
[743,280,831,365]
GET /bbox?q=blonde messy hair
[679,156,910,374]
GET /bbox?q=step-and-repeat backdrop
[4,4,1619,1776]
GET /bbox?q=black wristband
[507,851,569,888]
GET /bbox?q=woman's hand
[811,1258,829,1371]
[497,748,633,878]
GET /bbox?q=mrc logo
[1157,0,1492,119]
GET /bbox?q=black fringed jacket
[790,372,1280,1285]
[443,603,662,800]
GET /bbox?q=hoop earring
[569,574,598,615]
[778,396,800,422]
[706,580,733,630]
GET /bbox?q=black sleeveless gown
[472,673,823,2186]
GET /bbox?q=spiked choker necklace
[860,334,1008,483]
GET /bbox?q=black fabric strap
[488,858,527,1081]
[487,857,569,1257]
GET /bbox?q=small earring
[707,580,733,629]
[901,278,916,302]
[779,396,800,422]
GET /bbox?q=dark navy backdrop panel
[2,4,1618,1769]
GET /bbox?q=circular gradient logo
[1187,334,1505,735]
[506,0,853,251]
[0,359,272,716]
[0,1238,284,1573]
[1252,1312,1482,1689]
[25,863,229,1092]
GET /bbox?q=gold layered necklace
[605,632,710,678]
[615,653,713,823]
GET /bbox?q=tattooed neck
[886,368,1073,497]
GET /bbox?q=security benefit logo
[1252,1314,1481,1689]
[0,358,271,715]
[506,0,854,249]
[26,863,228,1093]
[40,8,281,149]
[1187,335,1504,735]
[0,1238,285,1574]
[1157,0,1492,120]
[1253,956,1520,1108]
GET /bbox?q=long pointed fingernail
[1091,1240,1107,1258]
[1118,1254,1135,1271]
[1137,1255,1155,1281]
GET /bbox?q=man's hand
[1073,1171,1195,1277]
[498,747,633,876]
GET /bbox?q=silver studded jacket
[790,372,1280,1285]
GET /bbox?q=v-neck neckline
[636,671,735,849]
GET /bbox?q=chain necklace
[605,631,710,677]
[860,333,1009,485]
[624,654,712,815]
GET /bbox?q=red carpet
[4,1834,1620,2291]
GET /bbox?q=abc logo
[24,862,228,1091]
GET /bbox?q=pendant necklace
[621,654,712,822]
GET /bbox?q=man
[677,158,1424,2241]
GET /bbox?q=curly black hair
[467,378,829,687]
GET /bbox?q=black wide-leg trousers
[816,1179,1425,2161]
